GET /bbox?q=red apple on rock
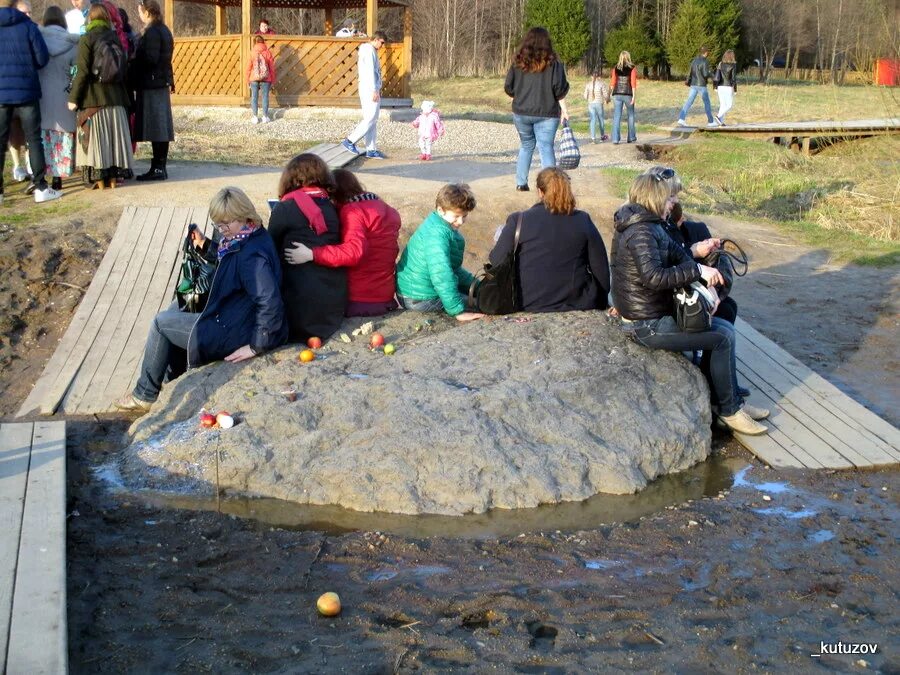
[307,336,323,349]
[369,332,385,349]
[199,412,217,428]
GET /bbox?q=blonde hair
[722,49,736,64]
[536,168,575,215]
[617,51,633,69]
[208,186,262,227]
[628,173,674,218]
[436,183,476,212]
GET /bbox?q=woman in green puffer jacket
[396,183,485,322]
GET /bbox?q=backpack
[92,34,127,84]
[250,52,269,82]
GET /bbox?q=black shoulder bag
[673,238,748,332]
[175,226,217,313]
[469,213,523,315]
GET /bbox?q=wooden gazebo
[167,0,412,106]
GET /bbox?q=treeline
[409,0,899,82]
[26,0,898,83]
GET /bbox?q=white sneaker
[719,409,768,436]
[707,120,720,127]
[676,119,688,127]
[34,186,62,203]
[13,166,29,182]
[741,403,770,420]
[262,115,271,123]
[251,116,259,125]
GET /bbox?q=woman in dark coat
[504,26,569,192]
[67,2,134,189]
[117,186,288,412]
[269,153,348,341]
[132,0,173,181]
[611,171,768,436]
[489,167,609,313]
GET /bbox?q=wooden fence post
[366,0,377,36]
[402,5,412,98]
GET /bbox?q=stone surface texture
[122,312,712,515]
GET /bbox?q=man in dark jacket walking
[0,0,62,203]
[676,46,715,128]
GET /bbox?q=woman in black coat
[132,0,174,181]
[611,170,769,436]
[269,153,348,341]
[489,167,609,312]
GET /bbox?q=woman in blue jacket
[117,186,288,412]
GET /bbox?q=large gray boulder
[122,312,712,515]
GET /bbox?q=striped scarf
[346,192,380,203]
[217,223,259,260]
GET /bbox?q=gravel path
[174,106,663,171]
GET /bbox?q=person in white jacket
[340,32,386,159]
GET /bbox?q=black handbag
[469,213,523,315]
[175,228,217,313]
[673,281,715,332]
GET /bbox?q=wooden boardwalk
[17,207,212,416]
[663,118,899,154]
[734,318,900,469]
[0,421,67,675]
[306,142,364,169]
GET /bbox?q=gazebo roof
[179,0,408,6]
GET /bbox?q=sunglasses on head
[649,167,676,181]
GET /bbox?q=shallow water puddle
[732,466,792,494]
[105,456,740,539]
[753,507,818,519]
[807,529,836,544]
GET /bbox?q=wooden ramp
[17,207,212,417]
[734,318,900,469]
[306,142,362,169]
[0,421,67,674]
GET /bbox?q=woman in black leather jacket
[610,170,769,436]
[713,49,737,125]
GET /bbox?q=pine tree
[524,0,592,67]
[666,0,712,74]
[698,0,742,62]
[603,14,663,69]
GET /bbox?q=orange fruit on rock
[316,591,341,617]
[299,349,315,363]
[307,336,323,349]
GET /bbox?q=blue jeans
[0,101,48,193]
[623,315,742,416]
[512,114,558,187]
[679,86,713,123]
[249,81,271,117]
[588,102,606,140]
[611,95,636,143]
[133,303,199,402]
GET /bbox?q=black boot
[51,176,62,191]
[136,165,167,181]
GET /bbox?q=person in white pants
[341,32,386,159]
[713,50,737,125]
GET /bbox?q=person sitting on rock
[664,201,737,323]
[283,168,401,317]
[396,183,485,322]
[117,186,288,412]
[611,170,769,436]
[272,153,347,341]
[489,167,610,313]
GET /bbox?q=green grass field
[414,76,899,264]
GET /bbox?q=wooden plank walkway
[662,118,899,154]
[734,318,900,469]
[17,207,212,416]
[306,141,363,169]
[0,421,67,675]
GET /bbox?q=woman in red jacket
[246,35,276,123]
[285,168,401,316]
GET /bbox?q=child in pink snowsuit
[411,100,445,161]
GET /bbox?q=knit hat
[420,100,435,114]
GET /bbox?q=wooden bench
[0,421,67,675]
